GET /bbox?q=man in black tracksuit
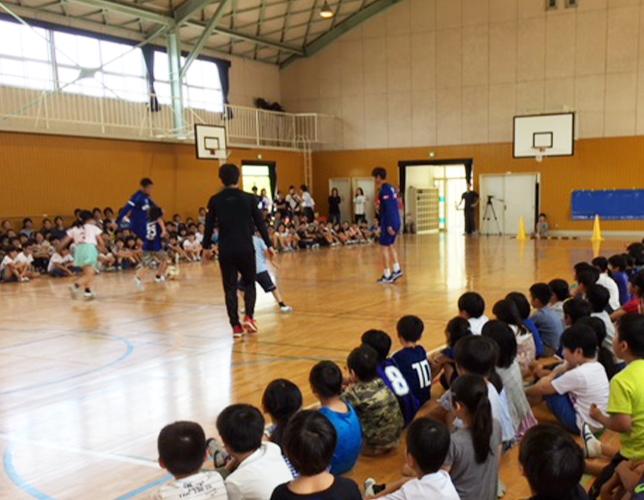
[203,164,273,337]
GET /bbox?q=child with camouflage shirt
[342,345,404,456]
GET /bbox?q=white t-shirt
[1,255,15,270]
[15,252,33,265]
[183,239,201,251]
[598,274,621,312]
[551,361,610,430]
[195,232,204,244]
[151,471,228,500]
[468,315,489,335]
[225,442,293,500]
[591,311,622,363]
[48,253,73,273]
[302,192,315,209]
[66,224,102,245]
[354,195,366,215]
[381,471,460,500]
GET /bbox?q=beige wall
[228,55,281,107]
[281,0,644,150]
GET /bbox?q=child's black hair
[577,269,600,289]
[529,283,553,307]
[519,424,585,498]
[576,317,619,380]
[309,361,343,399]
[454,335,499,379]
[627,243,644,266]
[458,292,485,319]
[505,292,532,320]
[219,164,240,186]
[574,261,595,276]
[216,404,265,454]
[157,421,207,477]
[592,256,609,273]
[261,379,302,447]
[371,167,387,180]
[563,297,592,323]
[493,299,529,337]
[446,317,472,348]
[560,324,598,358]
[630,272,644,296]
[396,315,424,342]
[549,279,571,302]
[347,345,379,382]
[77,210,93,225]
[617,314,644,358]
[148,205,163,222]
[452,375,494,464]
[586,284,610,313]
[482,320,517,369]
[361,329,392,362]
[282,410,337,477]
[406,418,451,475]
[608,254,627,272]
[140,177,153,188]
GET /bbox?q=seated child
[608,254,631,306]
[564,297,592,326]
[587,284,619,362]
[369,418,459,499]
[458,292,489,335]
[507,291,545,359]
[443,375,503,500]
[216,404,293,500]
[48,247,74,277]
[611,273,644,322]
[576,317,620,380]
[549,279,571,321]
[270,411,362,500]
[392,316,432,408]
[493,299,537,374]
[529,283,564,355]
[16,244,39,279]
[525,324,609,435]
[482,321,538,439]
[430,317,472,389]
[1,247,28,282]
[361,330,419,425]
[309,361,362,475]
[342,345,404,455]
[519,424,588,500]
[593,256,621,312]
[183,233,202,261]
[535,213,549,239]
[153,421,228,500]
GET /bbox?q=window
[154,52,223,113]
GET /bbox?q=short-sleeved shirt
[119,190,153,237]
[1,255,15,270]
[66,224,103,246]
[444,420,502,500]
[380,471,460,500]
[468,315,489,335]
[551,361,610,430]
[15,252,33,265]
[144,220,163,252]
[270,477,362,500]
[354,195,366,215]
[302,192,315,209]
[253,235,269,274]
[47,253,73,273]
[392,346,432,407]
[378,183,401,230]
[342,378,404,453]
[613,271,630,306]
[318,404,363,476]
[622,298,643,315]
[530,307,565,349]
[607,360,644,460]
[592,311,621,362]
[328,196,341,214]
[598,274,621,312]
[151,471,228,500]
[461,191,480,210]
[378,359,420,425]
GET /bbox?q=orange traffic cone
[591,215,605,242]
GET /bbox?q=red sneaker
[232,325,244,339]
[243,316,258,333]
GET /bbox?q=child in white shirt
[458,292,489,335]
[48,248,74,277]
[1,247,28,282]
[183,233,202,261]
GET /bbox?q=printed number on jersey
[384,366,410,396]
[412,360,432,388]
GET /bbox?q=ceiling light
[320,1,334,18]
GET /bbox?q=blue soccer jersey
[144,220,163,252]
[378,183,401,231]
[392,346,432,407]
[378,359,420,425]
[117,190,153,238]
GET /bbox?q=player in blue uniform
[116,178,155,239]
[134,205,168,290]
[372,167,402,284]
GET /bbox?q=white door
[479,174,538,235]
[353,177,376,224]
[329,178,352,223]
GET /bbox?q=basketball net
[207,148,231,165]
[535,147,546,163]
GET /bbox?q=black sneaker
[392,270,403,281]
[377,275,394,284]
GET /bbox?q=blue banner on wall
[572,190,644,220]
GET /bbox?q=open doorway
[241,161,276,201]
[399,160,472,233]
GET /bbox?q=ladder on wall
[298,136,313,187]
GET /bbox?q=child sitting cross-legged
[309,361,363,475]
[429,317,472,390]
[392,316,432,409]
[458,292,489,335]
[342,345,404,456]
[270,411,362,500]
[153,421,228,500]
[366,418,459,499]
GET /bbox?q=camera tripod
[481,196,502,236]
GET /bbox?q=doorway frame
[241,160,277,198]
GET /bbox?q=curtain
[214,59,232,118]
[268,163,277,198]
[465,163,473,185]
[142,46,160,112]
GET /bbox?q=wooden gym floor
[0,234,629,500]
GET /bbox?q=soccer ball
[166,266,179,280]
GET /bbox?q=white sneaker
[84,291,96,300]
[280,305,293,313]
[134,277,145,291]
[155,276,165,283]
[69,284,80,299]
[582,423,603,459]
[364,478,377,498]
[20,277,30,282]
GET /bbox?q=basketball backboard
[194,124,228,161]
[513,112,575,160]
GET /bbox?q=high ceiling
[0,0,403,66]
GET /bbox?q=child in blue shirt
[392,316,432,408]
[309,361,362,475]
[252,234,292,313]
[609,254,631,306]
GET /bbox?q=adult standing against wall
[328,188,342,225]
[354,188,367,224]
[203,164,273,338]
[458,183,480,235]
[285,185,301,219]
[300,185,316,223]
[116,178,155,239]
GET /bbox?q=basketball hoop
[207,148,230,165]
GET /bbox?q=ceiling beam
[280,0,403,68]
[63,0,174,26]
[180,0,229,77]
[173,0,212,25]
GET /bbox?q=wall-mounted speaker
[546,0,558,10]
[566,0,578,7]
